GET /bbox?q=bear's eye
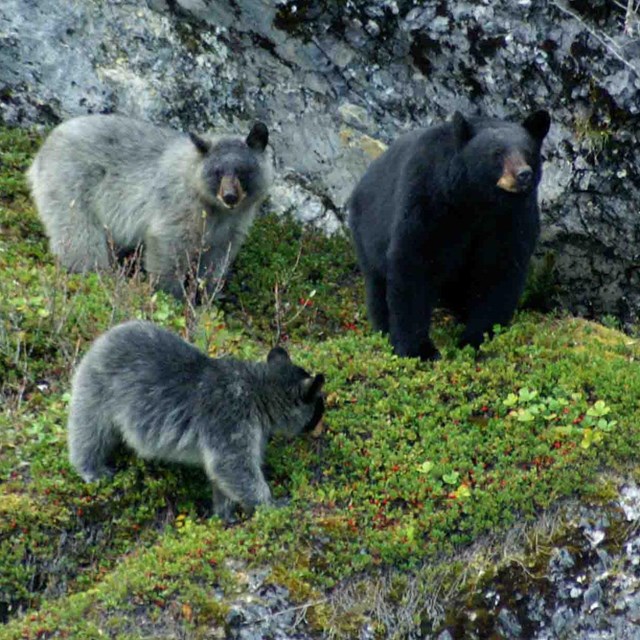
[237,169,254,189]
[208,168,222,183]
[492,149,503,163]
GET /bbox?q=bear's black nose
[516,167,533,190]
[223,192,239,206]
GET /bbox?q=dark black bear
[348,110,551,360]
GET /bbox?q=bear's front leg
[203,449,273,518]
[211,484,236,522]
[144,232,188,298]
[460,268,528,351]
[196,209,257,298]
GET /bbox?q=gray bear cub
[27,115,274,298]
[67,321,325,520]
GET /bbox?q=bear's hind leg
[364,272,390,334]
[50,216,111,273]
[35,176,111,272]
[68,402,120,482]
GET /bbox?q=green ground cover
[1,126,639,638]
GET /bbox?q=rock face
[2,0,640,322]
[431,481,640,640]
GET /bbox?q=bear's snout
[217,175,246,208]
[496,151,533,194]
[223,192,238,206]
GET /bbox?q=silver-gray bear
[348,110,551,360]
[27,115,274,298]
[67,320,325,520]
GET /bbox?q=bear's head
[264,346,326,438]
[190,122,272,210]
[452,110,550,199]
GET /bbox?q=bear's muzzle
[497,151,534,194]
[217,175,246,208]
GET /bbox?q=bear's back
[349,121,458,216]
[348,121,457,263]
[38,115,178,170]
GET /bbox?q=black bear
[348,110,551,360]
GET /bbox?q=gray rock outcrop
[2,0,639,321]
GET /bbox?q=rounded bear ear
[452,111,473,148]
[267,346,290,365]
[301,374,325,403]
[246,121,269,152]
[522,110,551,142]
[189,132,211,155]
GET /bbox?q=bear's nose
[516,167,533,190]
[222,191,239,206]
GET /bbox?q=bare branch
[239,599,327,628]
[624,0,640,36]
[551,0,640,78]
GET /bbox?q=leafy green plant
[2,125,640,639]
[223,212,364,344]
[502,386,616,450]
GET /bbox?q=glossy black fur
[348,110,550,360]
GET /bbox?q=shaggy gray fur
[27,115,274,297]
[67,321,325,520]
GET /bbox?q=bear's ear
[301,374,325,403]
[189,132,211,155]
[246,121,269,152]
[267,346,290,365]
[452,111,473,148]
[522,110,551,142]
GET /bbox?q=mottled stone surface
[444,481,640,640]
[2,0,640,316]
[325,479,640,640]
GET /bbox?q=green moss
[223,211,364,344]
[521,252,559,312]
[0,126,41,205]
[574,112,613,160]
[2,124,640,638]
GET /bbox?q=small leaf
[442,471,460,485]
[503,393,519,407]
[416,461,434,475]
[516,409,535,422]
[551,426,574,437]
[519,388,538,402]
[581,429,593,449]
[182,603,193,621]
[455,484,471,499]
[597,419,617,432]
[587,400,610,418]
[580,428,603,449]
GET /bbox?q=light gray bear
[27,115,274,297]
[67,321,325,520]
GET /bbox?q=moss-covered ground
[2,126,640,638]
